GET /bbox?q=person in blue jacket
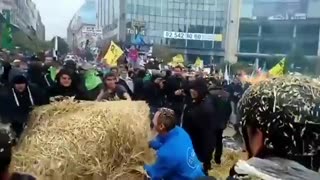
[144,107,205,180]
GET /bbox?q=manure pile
[11,100,154,180]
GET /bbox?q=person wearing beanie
[0,75,47,139]
[181,78,216,175]
[228,76,320,179]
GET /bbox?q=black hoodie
[182,78,216,171]
[0,75,47,124]
[47,69,85,100]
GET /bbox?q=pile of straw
[11,100,154,180]
[209,150,246,179]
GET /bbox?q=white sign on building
[163,31,222,42]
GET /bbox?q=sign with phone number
[163,31,222,42]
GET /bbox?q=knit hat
[11,75,28,84]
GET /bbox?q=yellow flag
[194,57,204,69]
[104,41,124,67]
[269,58,286,77]
[172,54,184,64]
[168,54,184,68]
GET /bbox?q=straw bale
[209,150,246,179]
[11,100,154,180]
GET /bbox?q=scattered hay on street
[11,100,154,180]
[209,150,246,179]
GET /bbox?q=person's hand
[175,89,183,96]
[159,81,165,89]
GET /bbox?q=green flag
[49,66,58,81]
[1,10,13,49]
[85,70,102,91]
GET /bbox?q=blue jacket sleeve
[144,150,176,179]
[149,135,163,150]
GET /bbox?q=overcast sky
[33,0,85,40]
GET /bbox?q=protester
[117,65,134,98]
[209,80,232,165]
[0,130,35,180]
[228,76,320,179]
[164,66,187,123]
[0,61,11,86]
[96,72,131,101]
[144,107,205,179]
[182,78,216,175]
[132,68,146,100]
[0,75,48,138]
[47,69,85,101]
[143,75,166,118]
[79,63,103,100]
[8,60,23,83]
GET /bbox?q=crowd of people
[0,56,319,179]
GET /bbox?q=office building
[97,0,233,63]
[0,0,45,41]
[238,0,320,63]
[67,0,102,49]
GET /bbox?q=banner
[104,41,124,67]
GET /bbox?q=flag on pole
[194,57,204,69]
[1,10,13,50]
[168,54,184,67]
[53,36,58,59]
[269,57,287,77]
[104,41,124,67]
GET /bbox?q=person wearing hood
[164,66,188,122]
[144,75,166,121]
[227,76,320,180]
[27,61,48,88]
[209,80,232,165]
[0,75,48,138]
[79,63,103,101]
[181,78,216,175]
[8,59,24,83]
[47,69,86,101]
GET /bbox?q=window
[174,17,179,24]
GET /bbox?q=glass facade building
[239,0,320,63]
[101,0,229,63]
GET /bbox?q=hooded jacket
[0,75,48,124]
[47,69,85,100]
[209,87,232,129]
[182,78,216,168]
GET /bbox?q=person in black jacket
[0,131,36,180]
[209,83,232,164]
[182,78,216,175]
[47,69,86,101]
[132,69,146,100]
[164,66,187,123]
[144,76,166,119]
[0,75,48,138]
